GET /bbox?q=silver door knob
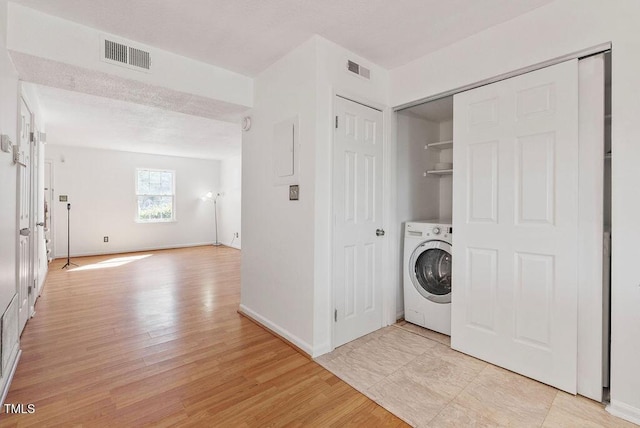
[376,229,385,237]
[20,228,30,236]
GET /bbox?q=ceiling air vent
[347,60,370,80]
[101,37,152,72]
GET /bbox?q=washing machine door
[409,240,452,304]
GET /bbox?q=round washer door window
[409,240,452,303]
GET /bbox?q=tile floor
[315,322,636,427]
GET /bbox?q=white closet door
[333,96,384,348]
[452,60,579,393]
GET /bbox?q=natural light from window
[136,168,175,222]
[68,254,152,272]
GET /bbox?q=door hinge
[28,285,32,295]
[334,309,337,322]
[335,116,338,129]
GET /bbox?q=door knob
[36,222,45,227]
[20,228,30,236]
[376,228,385,237]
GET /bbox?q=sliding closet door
[452,60,579,393]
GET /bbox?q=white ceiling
[14,0,553,160]
[13,0,553,76]
[31,84,241,160]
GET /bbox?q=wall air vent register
[102,37,151,72]
[347,60,370,79]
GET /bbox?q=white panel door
[452,60,579,393]
[17,98,32,334]
[333,96,384,348]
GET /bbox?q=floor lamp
[61,202,78,269]
[203,192,223,246]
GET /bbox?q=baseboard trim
[0,349,21,407]
[238,304,312,359]
[607,400,640,425]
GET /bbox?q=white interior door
[333,96,384,348]
[17,98,32,333]
[452,60,579,393]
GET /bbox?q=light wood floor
[1,246,406,427]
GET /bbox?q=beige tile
[316,353,387,391]
[316,327,419,391]
[449,365,557,427]
[401,343,487,398]
[367,368,451,427]
[378,326,439,356]
[426,400,509,428]
[366,343,486,427]
[543,392,638,428]
[394,322,451,346]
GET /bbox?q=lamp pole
[213,193,221,246]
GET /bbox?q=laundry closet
[395,96,454,226]
[394,52,612,402]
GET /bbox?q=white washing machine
[403,220,452,335]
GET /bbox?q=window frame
[135,168,176,223]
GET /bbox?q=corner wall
[389,0,640,422]
[241,35,390,357]
[219,155,241,249]
[240,38,318,354]
[46,145,220,256]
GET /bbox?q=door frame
[44,159,54,261]
[329,90,393,351]
[390,43,611,397]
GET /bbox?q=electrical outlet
[235,232,239,238]
[103,236,109,243]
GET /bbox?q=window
[136,169,175,222]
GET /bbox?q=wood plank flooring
[1,246,407,427]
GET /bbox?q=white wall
[389,0,640,422]
[0,0,20,401]
[395,112,440,317]
[0,0,18,313]
[241,38,318,354]
[45,145,220,256]
[219,155,241,249]
[7,3,252,109]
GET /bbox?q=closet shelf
[424,140,453,151]
[424,169,453,176]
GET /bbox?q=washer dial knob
[432,226,441,235]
